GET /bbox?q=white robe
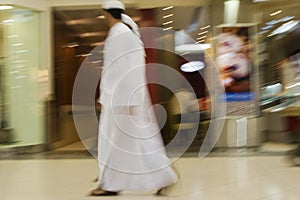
[98,22,178,192]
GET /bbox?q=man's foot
[156,187,167,196]
[89,188,118,196]
[92,177,98,182]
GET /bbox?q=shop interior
[50,1,300,154]
[50,5,211,152]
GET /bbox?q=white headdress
[121,13,141,38]
[102,0,125,10]
[102,0,141,38]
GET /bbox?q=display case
[260,82,282,110]
[262,52,300,143]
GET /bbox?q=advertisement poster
[216,26,254,102]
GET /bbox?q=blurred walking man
[90,0,178,196]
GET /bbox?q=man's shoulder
[110,22,130,35]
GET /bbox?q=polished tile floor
[0,156,299,200]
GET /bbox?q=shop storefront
[258,0,300,144]
[0,1,50,151]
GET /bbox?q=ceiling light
[162,6,173,11]
[90,60,103,64]
[10,71,19,74]
[163,21,173,25]
[260,25,273,30]
[200,25,211,30]
[163,26,173,31]
[79,32,105,38]
[11,43,23,47]
[76,53,92,57]
[258,30,268,35]
[0,5,13,10]
[163,14,173,19]
[175,44,211,53]
[198,31,208,35]
[132,16,142,22]
[63,42,79,48]
[180,61,205,73]
[197,35,207,40]
[271,106,287,113]
[286,82,300,89]
[270,20,299,35]
[266,20,279,26]
[2,19,15,23]
[97,15,105,19]
[66,20,80,25]
[90,42,104,47]
[8,35,18,38]
[17,50,29,53]
[196,40,205,44]
[16,75,27,79]
[270,10,282,16]
[180,52,190,56]
[66,19,95,25]
[280,16,295,22]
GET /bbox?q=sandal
[89,188,119,196]
[92,177,98,182]
[156,187,167,196]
